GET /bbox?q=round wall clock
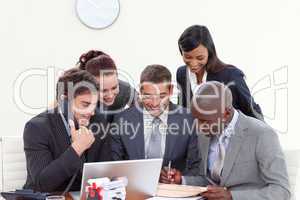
[76,0,120,29]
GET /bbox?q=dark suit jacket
[108,79,137,111]
[176,65,263,120]
[23,108,111,192]
[93,79,138,124]
[111,103,199,175]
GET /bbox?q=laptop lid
[80,159,163,199]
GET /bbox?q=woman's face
[96,73,120,106]
[182,44,209,74]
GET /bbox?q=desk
[67,191,150,200]
[67,193,203,200]
[65,193,73,200]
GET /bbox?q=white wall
[0,0,299,150]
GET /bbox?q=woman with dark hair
[176,25,263,120]
[78,50,137,123]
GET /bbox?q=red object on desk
[87,182,103,200]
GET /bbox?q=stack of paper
[148,197,204,200]
[152,183,207,199]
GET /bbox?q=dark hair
[77,50,117,76]
[56,68,99,100]
[140,64,172,84]
[178,25,226,73]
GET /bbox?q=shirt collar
[58,107,71,137]
[223,109,239,138]
[144,107,169,125]
[187,68,207,83]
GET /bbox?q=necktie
[210,135,226,183]
[147,117,162,159]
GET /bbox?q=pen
[206,176,217,186]
[168,161,172,180]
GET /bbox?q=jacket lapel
[220,113,247,186]
[128,107,145,159]
[184,67,193,104]
[48,109,71,154]
[164,104,178,161]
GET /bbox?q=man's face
[72,92,98,127]
[182,44,209,74]
[140,82,173,117]
[192,108,225,137]
[96,73,120,106]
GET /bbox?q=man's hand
[202,185,232,200]
[69,120,95,156]
[159,167,182,184]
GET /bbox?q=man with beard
[23,68,110,192]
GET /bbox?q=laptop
[70,159,163,200]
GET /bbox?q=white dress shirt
[188,68,207,95]
[207,109,239,173]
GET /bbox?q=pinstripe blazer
[23,108,111,192]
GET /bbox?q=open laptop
[70,159,163,200]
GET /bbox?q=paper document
[147,196,204,200]
[156,183,207,198]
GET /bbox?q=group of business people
[23,25,290,200]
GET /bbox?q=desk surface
[65,193,74,200]
[67,193,203,200]
[67,191,150,200]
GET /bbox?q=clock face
[76,0,120,29]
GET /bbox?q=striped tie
[147,117,162,159]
